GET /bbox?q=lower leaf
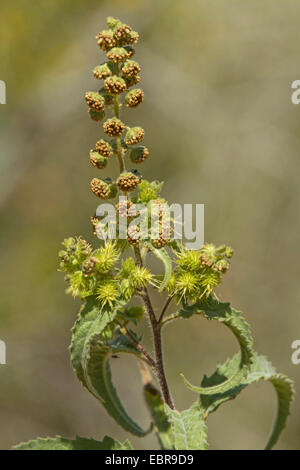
[12,435,133,450]
[199,354,295,449]
[165,403,208,450]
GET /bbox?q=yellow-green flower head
[104,76,127,95]
[85,92,105,112]
[96,29,116,51]
[103,118,125,137]
[93,63,114,80]
[125,89,144,108]
[89,150,108,170]
[125,127,145,146]
[135,180,163,204]
[121,60,141,79]
[107,47,130,63]
[95,139,113,158]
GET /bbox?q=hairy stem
[113,95,125,173]
[134,245,174,409]
[158,296,174,324]
[119,323,156,369]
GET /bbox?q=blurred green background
[0,0,299,450]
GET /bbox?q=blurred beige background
[0,0,299,450]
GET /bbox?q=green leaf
[199,354,295,449]
[179,297,254,395]
[13,435,133,450]
[144,383,174,450]
[143,241,172,291]
[70,297,149,437]
[165,403,208,450]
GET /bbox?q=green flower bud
[199,269,221,297]
[103,118,125,137]
[106,47,130,63]
[121,60,141,78]
[117,171,141,192]
[93,63,114,80]
[130,266,154,288]
[88,109,105,122]
[85,92,105,111]
[96,29,116,51]
[125,88,144,108]
[89,150,108,170]
[104,75,127,95]
[130,146,149,164]
[125,127,145,146]
[95,139,113,157]
[106,16,120,30]
[175,272,200,302]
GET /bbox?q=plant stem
[119,323,156,369]
[113,95,125,173]
[158,296,174,324]
[134,245,174,409]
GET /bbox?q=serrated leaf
[165,403,208,450]
[143,241,172,291]
[70,297,149,437]
[144,383,174,450]
[13,435,133,450]
[199,354,295,449]
[179,297,254,395]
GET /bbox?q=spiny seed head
[103,117,125,137]
[175,272,200,301]
[125,127,145,146]
[107,47,130,63]
[96,29,116,51]
[89,150,108,169]
[95,139,113,157]
[130,266,153,288]
[104,75,127,95]
[96,280,119,308]
[93,63,114,80]
[130,146,149,164]
[88,109,105,122]
[125,89,144,108]
[117,171,141,192]
[90,178,110,199]
[94,241,120,273]
[85,92,105,111]
[199,270,221,297]
[124,75,141,88]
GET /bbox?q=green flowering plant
[13,17,294,451]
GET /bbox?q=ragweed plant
[14,17,294,451]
